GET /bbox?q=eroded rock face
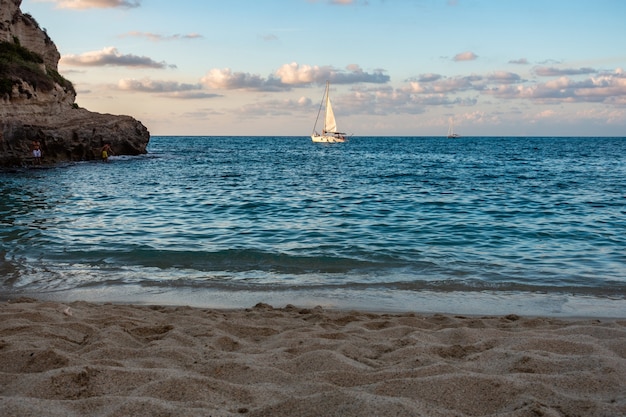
[0,0,150,167]
[1,110,150,166]
[0,0,59,70]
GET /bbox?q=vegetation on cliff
[0,37,74,97]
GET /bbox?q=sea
[1,136,625,317]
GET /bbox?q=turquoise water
[1,136,625,316]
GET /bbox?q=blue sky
[21,0,626,136]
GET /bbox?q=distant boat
[447,118,461,138]
[311,81,347,143]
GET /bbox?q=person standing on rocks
[31,141,42,165]
[101,143,113,162]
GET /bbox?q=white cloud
[486,71,522,84]
[406,76,480,94]
[535,66,597,77]
[277,62,388,85]
[117,78,201,93]
[200,63,389,91]
[37,0,141,9]
[453,51,478,62]
[61,47,171,68]
[483,69,626,104]
[235,97,313,117]
[120,31,203,42]
[200,68,281,91]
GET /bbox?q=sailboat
[447,117,460,138]
[311,81,347,143]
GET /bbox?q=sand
[0,298,624,417]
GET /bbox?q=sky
[20,0,626,136]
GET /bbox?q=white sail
[447,117,460,138]
[324,96,337,133]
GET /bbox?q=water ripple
[1,136,625,310]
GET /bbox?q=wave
[2,246,624,299]
[41,247,415,274]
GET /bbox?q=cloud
[399,67,624,107]
[235,97,313,117]
[536,109,557,119]
[453,51,478,62]
[116,78,221,99]
[209,66,625,121]
[336,85,467,116]
[484,68,626,104]
[405,75,482,94]
[486,71,522,84]
[200,63,389,91]
[120,31,203,41]
[534,66,597,77]
[200,68,283,91]
[509,58,529,65]
[61,47,172,68]
[164,91,222,99]
[277,62,388,85]
[260,33,279,42]
[117,78,201,92]
[39,0,141,9]
[412,73,442,83]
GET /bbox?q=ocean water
[1,136,625,317]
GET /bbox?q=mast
[312,81,328,135]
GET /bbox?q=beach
[1,298,624,416]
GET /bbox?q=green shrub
[0,39,74,95]
[0,41,44,64]
[0,78,12,96]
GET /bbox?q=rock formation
[0,0,150,167]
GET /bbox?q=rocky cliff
[0,0,149,167]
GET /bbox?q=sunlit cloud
[117,78,202,93]
[235,97,313,117]
[486,71,522,84]
[453,51,478,62]
[36,0,141,9]
[358,67,626,115]
[534,66,597,77]
[61,47,173,68]
[484,69,626,104]
[277,62,388,85]
[536,109,557,118]
[120,31,203,41]
[412,73,442,83]
[405,75,481,94]
[200,68,283,91]
[116,78,221,99]
[164,91,222,99]
[338,85,467,116]
[200,63,389,91]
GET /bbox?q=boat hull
[311,134,346,143]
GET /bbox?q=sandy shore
[0,298,624,417]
